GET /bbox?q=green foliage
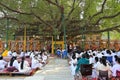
[0,0,120,40]
[102,31,120,40]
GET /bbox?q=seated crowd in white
[69,49,120,80]
[0,50,49,73]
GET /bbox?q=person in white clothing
[96,56,111,78]
[26,50,31,56]
[113,55,118,65]
[111,57,120,77]
[42,52,48,64]
[92,57,100,79]
[6,56,19,72]
[69,53,77,80]
[96,52,104,58]
[31,55,43,69]
[89,55,94,64]
[75,52,79,59]
[30,50,35,59]
[20,50,24,57]
[0,55,7,70]
[117,49,120,57]
[8,56,18,68]
[19,57,31,72]
[25,50,31,57]
[12,51,18,57]
[101,48,107,55]
[111,50,117,65]
[7,50,12,57]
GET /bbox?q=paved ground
[25,57,74,80]
[0,57,74,80]
[0,76,25,80]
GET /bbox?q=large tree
[0,0,120,39]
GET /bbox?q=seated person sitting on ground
[42,51,48,64]
[31,55,43,69]
[18,57,31,73]
[6,56,19,72]
[0,55,7,70]
[56,48,61,57]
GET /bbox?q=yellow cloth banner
[2,50,8,57]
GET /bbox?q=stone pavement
[25,57,74,80]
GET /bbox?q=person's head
[95,57,99,62]
[106,50,111,55]
[14,50,16,52]
[34,55,38,59]
[101,52,104,55]
[114,55,118,62]
[93,53,95,56]
[112,49,116,53]
[82,53,89,59]
[85,52,90,59]
[117,57,120,64]
[82,54,86,58]
[101,56,107,66]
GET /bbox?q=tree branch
[115,28,120,32]
[66,0,76,19]
[68,24,120,36]
[55,0,59,5]
[45,0,62,9]
[45,0,65,31]
[90,0,107,20]
[32,12,51,27]
[0,2,32,15]
[0,16,42,26]
[0,2,53,27]
[94,11,120,25]
[84,24,120,34]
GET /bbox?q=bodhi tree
[0,0,120,40]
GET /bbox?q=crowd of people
[0,49,49,74]
[69,48,120,80]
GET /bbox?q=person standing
[69,53,77,80]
